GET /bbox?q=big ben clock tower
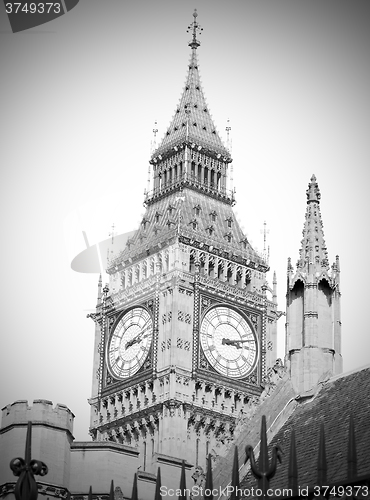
[88,11,279,475]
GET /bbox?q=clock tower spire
[89,12,280,484]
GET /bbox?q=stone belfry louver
[285,175,342,393]
[88,10,280,477]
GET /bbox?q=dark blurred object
[3,0,79,33]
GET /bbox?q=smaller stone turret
[0,400,74,488]
[285,175,342,394]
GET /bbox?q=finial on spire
[306,174,321,203]
[335,255,340,272]
[97,274,102,303]
[226,118,231,140]
[261,221,270,253]
[187,9,203,49]
[152,121,158,149]
[273,271,277,303]
[226,119,232,153]
[226,119,233,192]
[287,257,293,275]
[146,121,158,196]
[109,223,116,245]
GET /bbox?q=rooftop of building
[239,363,370,492]
[108,188,267,273]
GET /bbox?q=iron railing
[9,422,48,500]
[8,415,370,499]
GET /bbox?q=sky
[0,0,369,442]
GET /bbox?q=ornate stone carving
[191,466,206,494]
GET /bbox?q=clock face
[200,306,258,379]
[107,307,153,379]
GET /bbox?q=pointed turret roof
[152,10,231,161]
[296,175,329,274]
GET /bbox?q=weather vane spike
[109,222,116,245]
[187,9,203,49]
[152,120,158,151]
[260,220,270,253]
[226,118,234,193]
[147,120,158,195]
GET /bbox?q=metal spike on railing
[109,479,115,500]
[288,429,298,496]
[245,415,282,496]
[347,413,357,479]
[317,423,327,486]
[131,473,139,500]
[9,421,49,500]
[154,467,162,500]
[260,414,269,475]
[230,446,240,500]
[178,460,187,500]
[204,454,213,500]
[88,485,93,500]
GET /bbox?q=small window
[240,238,248,249]
[189,219,197,230]
[226,217,233,228]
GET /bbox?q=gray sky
[1,0,369,441]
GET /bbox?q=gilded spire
[297,175,329,273]
[187,9,203,49]
[152,11,230,160]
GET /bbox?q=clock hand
[125,337,140,350]
[222,338,254,349]
[125,326,152,350]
